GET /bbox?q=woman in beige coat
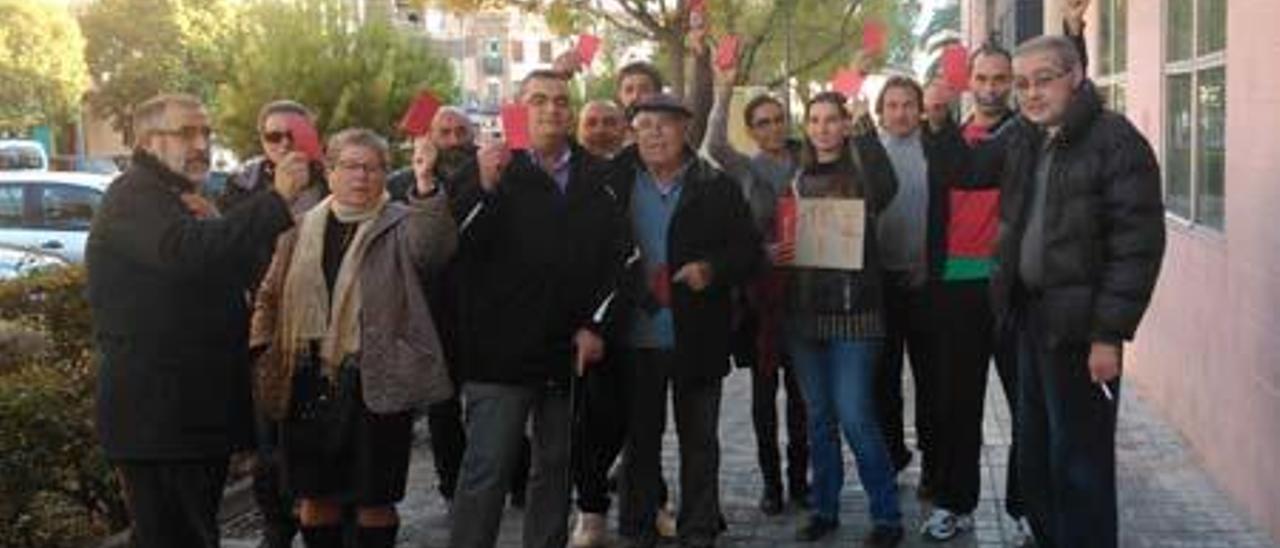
[251,129,457,548]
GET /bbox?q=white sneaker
[1011,517,1035,547]
[655,504,677,539]
[571,512,608,547]
[920,508,974,541]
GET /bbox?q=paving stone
[222,366,1277,547]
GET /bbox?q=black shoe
[789,483,811,510]
[892,451,913,475]
[759,490,784,516]
[509,490,526,509]
[861,525,904,547]
[795,515,839,542]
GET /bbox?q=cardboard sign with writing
[500,103,531,150]
[777,197,866,270]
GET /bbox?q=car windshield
[0,145,45,170]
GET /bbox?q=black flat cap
[627,93,693,120]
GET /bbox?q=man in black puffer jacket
[992,36,1165,548]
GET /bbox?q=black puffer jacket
[991,81,1165,346]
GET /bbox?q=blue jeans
[788,335,901,527]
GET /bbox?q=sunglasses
[262,130,293,144]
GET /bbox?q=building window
[1164,0,1226,230]
[511,40,524,63]
[539,41,553,63]
[1096,0,1127,113]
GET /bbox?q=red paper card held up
[831,68,865,98]
[941,44,971,92]
[775,196,797,245]
[715,34,740,71]
[398,91,442,136]
[577,34,602,66]
[861,19,888,55]
[285,114,323,163]
[500,103,531,150]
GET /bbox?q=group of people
[87,1,1165,547]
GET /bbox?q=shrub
[0,265,128,547]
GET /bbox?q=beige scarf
[278,192,389,379]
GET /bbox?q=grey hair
[1014,35,1083,73]
[132,93,203,147]
[256,100,313,130]
[326,128,391,171]
[433,106,475,134]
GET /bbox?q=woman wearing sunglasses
[219,100,329,215]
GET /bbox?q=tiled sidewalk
[223,367,1276,547]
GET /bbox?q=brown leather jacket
[250,192,458,418]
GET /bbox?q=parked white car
[0,171,113,263]
[0,243,68,280]
[0,140,49,171]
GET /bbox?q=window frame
[1095,0,1128,112]
[35,183,101,232]
[1162,0,1227,231]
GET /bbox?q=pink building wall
[1121,0,1280,541]
[962,0,1280,541]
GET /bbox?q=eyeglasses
[334,161,384,176]
[262,130,293,144]
[153,125,212,141]
[1014,70,1069,93]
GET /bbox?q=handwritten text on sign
[782,198,866,270]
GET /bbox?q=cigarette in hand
[1098,382,1114,401]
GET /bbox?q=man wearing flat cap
[606,93,763,547]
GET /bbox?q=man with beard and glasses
[577,100,628,159]
[87,93,307,548]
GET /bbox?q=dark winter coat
[87,150,294,460]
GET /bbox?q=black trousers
[618,349,723,546]
[426,395,466,499]
[117,458,229,548]
[573,357,629,514]
[251,414,297,546]
[1015,297,1119,548]
[875,272,939,486]
[932,281,1023,517]
[751,360,809,498]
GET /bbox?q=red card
[398,91,442,136]
[688,0,707,28]
[577,34,602,66]
[775,196,797,245]
[715,34,740,71]
[941,44,971,92]
[285,114,323,162]
[831,68,865,97]
[651,263,672,307]
[500,103,531,150]
[861,19,888,55]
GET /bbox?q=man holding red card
[447,69,628,548]
[607,93,762,548]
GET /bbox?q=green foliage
[0,266,127,548]
[79,0,239,141]
[0,0,90,131]
[216,0,458,158]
